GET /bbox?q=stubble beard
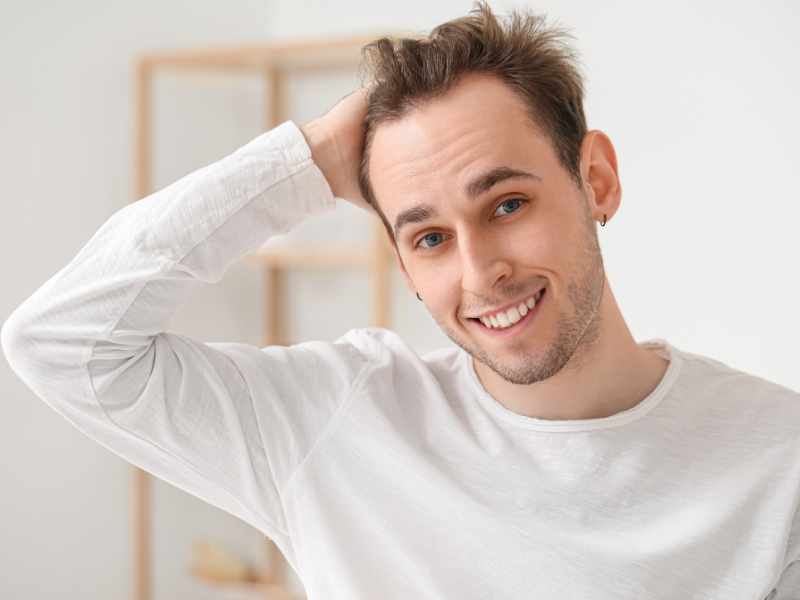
[435,208,606,386]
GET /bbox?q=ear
[579,130,621,225]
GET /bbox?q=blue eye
[419,233,444,249]
[495,199,522,217]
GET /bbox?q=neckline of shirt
[464,339,684,432]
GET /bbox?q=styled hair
[358,3,587,238]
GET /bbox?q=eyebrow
[394,203,438,238]
[462,166,541,201]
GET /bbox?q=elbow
[2,307,32,378]
[1,303,67,399]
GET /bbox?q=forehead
[369,75,557,221]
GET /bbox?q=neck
[473,278,668,421]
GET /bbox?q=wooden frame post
[369,219,391,328]
[262,66,289,590]
[133,58,152,203]
[131,465,150,600]
[131,56,153,600]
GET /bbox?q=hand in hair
[300,89,375,215]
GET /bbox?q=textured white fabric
[3,122,799,600]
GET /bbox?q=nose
[458,230,512,297]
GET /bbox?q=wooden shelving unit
[131,34,390,600]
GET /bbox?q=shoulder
[668,343,800,439]
[675,344,800,406]
[335,328,461,364]
[338,328,465,375]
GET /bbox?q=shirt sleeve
[0,122,371,543]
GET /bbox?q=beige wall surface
[2,1,799,599]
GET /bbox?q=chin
[439,320,574,385]
[474,340,574,385]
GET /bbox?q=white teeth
[496,312,510,327]
[478,292,542,329]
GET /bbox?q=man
[2,5,798,599]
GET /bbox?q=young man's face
[369,74,606,385]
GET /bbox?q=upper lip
[466,287,545,319]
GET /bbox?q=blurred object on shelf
[191,541,255,582]
[191,541,304,599]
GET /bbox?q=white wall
[0,2,273,600]
[1,1,798,600]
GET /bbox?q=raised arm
[1,99,372,543]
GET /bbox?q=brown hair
[358,3,587,239]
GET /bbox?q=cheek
[500,220,561,271]
[514,203,587,270]
[406,254,463,311]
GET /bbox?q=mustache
[457,275,548,317]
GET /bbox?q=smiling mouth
[470,289,544,330]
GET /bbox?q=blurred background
[1,1,798,598]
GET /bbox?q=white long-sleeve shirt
[2,122,799,600]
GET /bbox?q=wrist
[300,120,331,155]
[300,121,342,197]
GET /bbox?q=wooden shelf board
[139,34,381,71]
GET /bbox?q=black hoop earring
[600,214,607,227]
[416,293,422,301]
